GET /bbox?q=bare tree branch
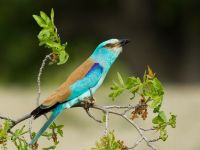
[0,99,160,150]
[0,115,15,123]
[140,127,156,131]
[127,137,143,149]
[84,108,102,123]
[104,111,109,135]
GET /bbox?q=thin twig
[140,127,156,131]
[104,111,109,135]
[0,115,15,123]
[127,137,143,149]
[122,115,157,150]
[36,53,52,106]
[149,137,161,143]
[9,114,32,129]
[84,109,102,123]
[28,117,33,140]
[104,105,132,109]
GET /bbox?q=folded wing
[31,58,103,118]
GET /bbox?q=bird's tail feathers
[31,104,58,119]
[29,104,64,145]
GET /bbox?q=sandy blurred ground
[0,84,200,150]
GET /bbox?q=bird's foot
[88,88,95,104]
[82,96,96,111]
[89,96,95,105]
[82,99,92,111]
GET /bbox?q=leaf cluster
[0,120,64,150]
[41,122,64,150]
[109,67,164,113]
[0,120,29,150]
[153,112,177,141]
[109,66,177,141]
[91,131,126,150]
[0,120,12,149]
[33,9,69,65]
[11,125,29,150]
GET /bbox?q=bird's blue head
[91,39,130,68]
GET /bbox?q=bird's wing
[67,63,103,100]
[41,58,103,108]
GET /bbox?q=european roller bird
[30,39,130,145]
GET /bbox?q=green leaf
[42,131,52,139]
[160,128,168,141]
[49,122,56,129]
[38,29,51,43]
[143,77,164,109]
[117,72,124,86]
[152,111,167,124]
[150,96,162,109]
[40,11,51,25]
[91,131,125,150]
[42,145,56,150]
[33,15,47,28]
[159,111,167,122]
[112,80,119,89]
[147,66,156,79]
[56,125,64,129]
[143,70,147,82]
[57,128,63,137]
[50,8,55,25]
[45,41,60,49]
[109,88,124,101]
[102,112,106,122]
[57,51,69,65]
[31,132,36,139]
[153,104,161,113]
[169,113,176,128]
[152,78,164,95]
[125,77,141,90]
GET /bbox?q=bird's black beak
[119,39,130,46]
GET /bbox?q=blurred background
[0,0,200,149]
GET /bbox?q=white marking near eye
[105,39,119,45]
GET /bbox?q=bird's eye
[104,43,114,48]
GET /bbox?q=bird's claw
[82,88,96,110]
[88,88,95,104]
[83,100,92,111]
[89,96,95,104]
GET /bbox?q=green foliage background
[0,0,200,84]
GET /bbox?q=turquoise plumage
[30,39,129,145]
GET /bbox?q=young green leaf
[57,51,68,65]
[33,15,46,28]
[117,72,124,86]
[109,88,124,101]
[169,113,176,128]
[152,111,167,125]
[147,65,156,79]
[40,11,51,25]
[50,8,55,25]
[160,128,168,141]
[91,131,126,150]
